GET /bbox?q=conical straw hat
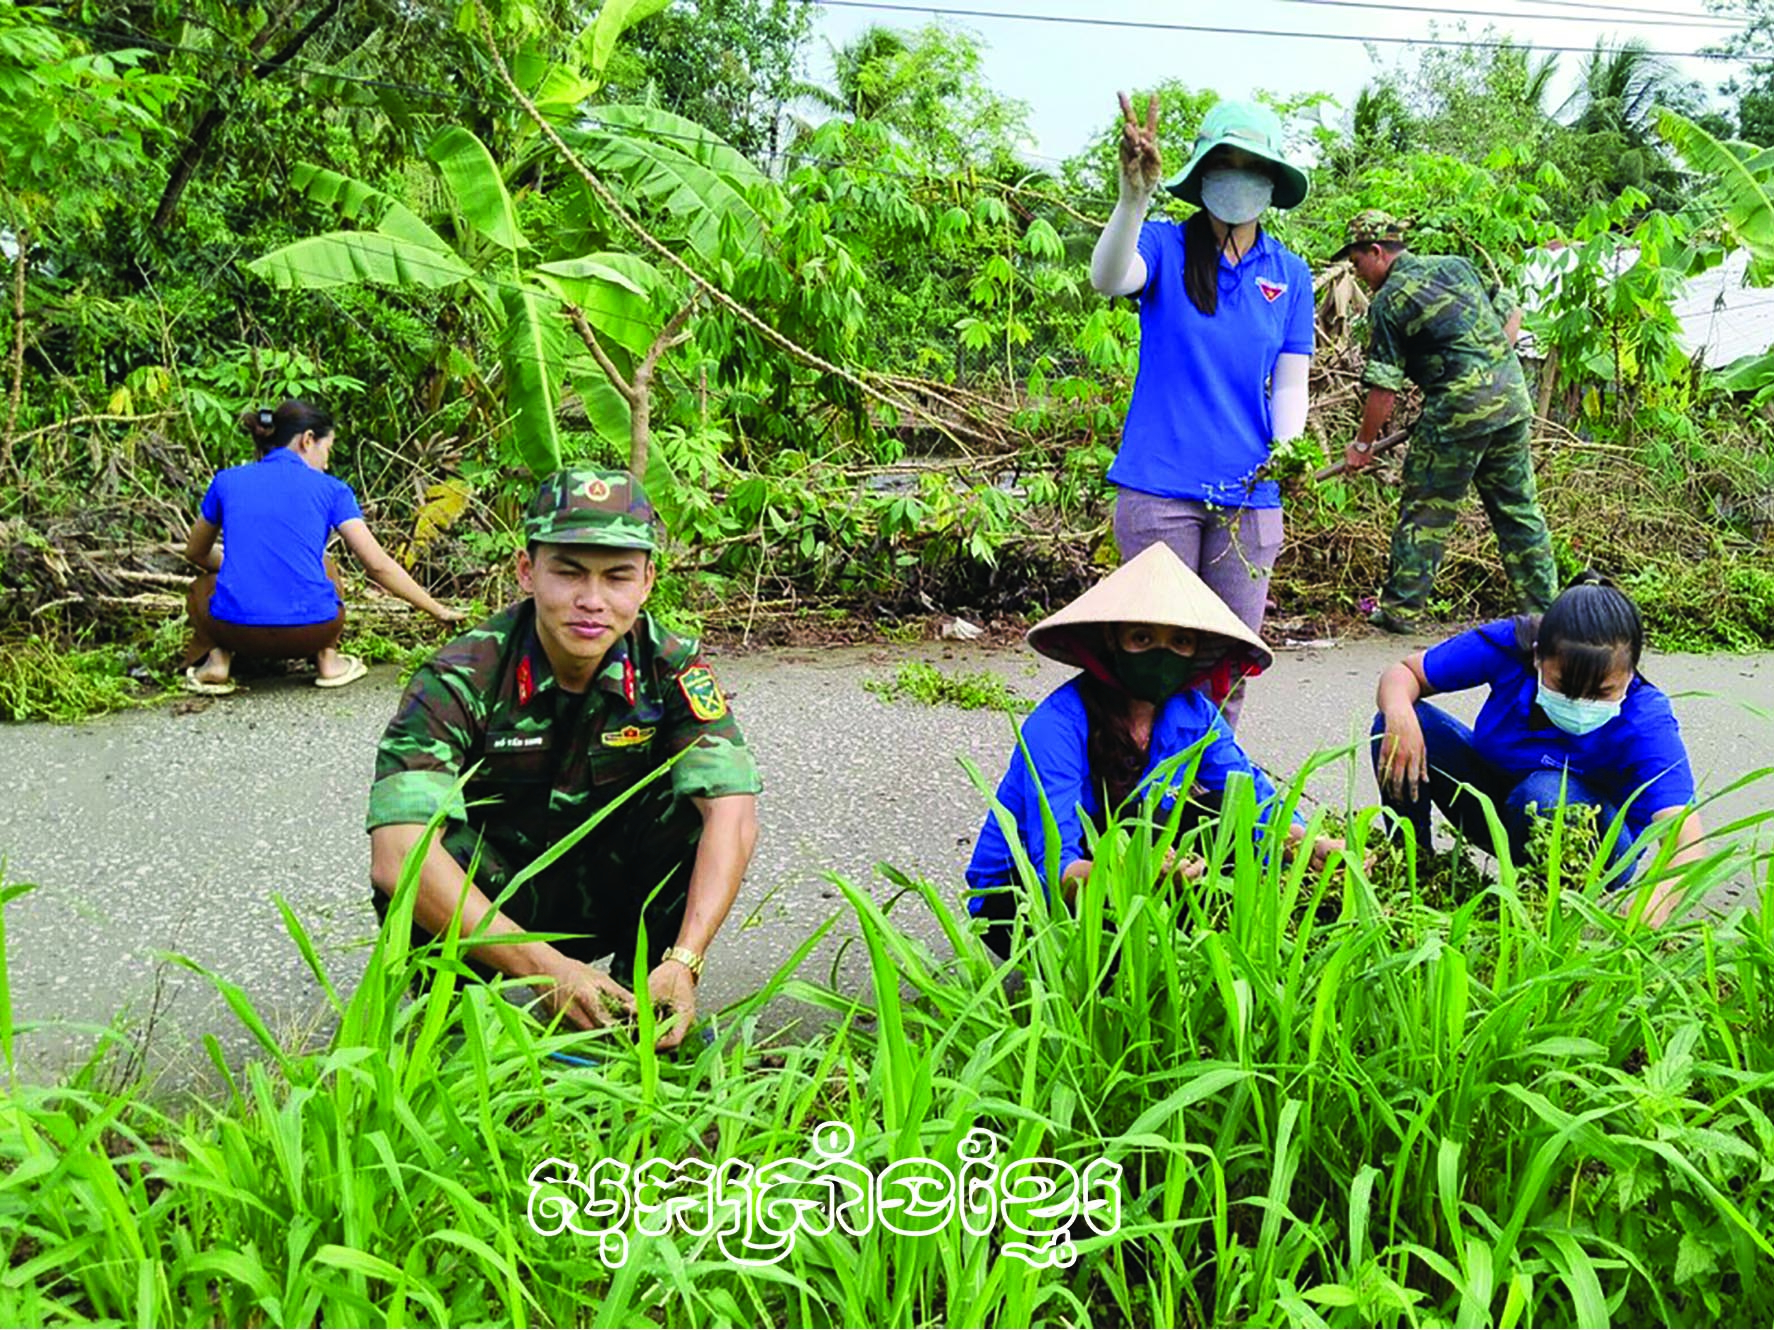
[1027,541,1274,675]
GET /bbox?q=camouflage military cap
[1332,209,1410,261]
[524,468,657,550]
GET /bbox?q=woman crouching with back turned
[965,542,1347,960]
[181,399,464,694]
[1371,573,1706,925]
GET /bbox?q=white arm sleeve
[1090,191,1152,297]
[1269,352,1310,443]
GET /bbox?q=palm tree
[1560,37,1696,137]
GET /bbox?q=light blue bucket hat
[1165,100,1310,211]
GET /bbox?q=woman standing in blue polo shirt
[1090,94,1314,728]
[181,399,462,694]
[1371,575,1705,925]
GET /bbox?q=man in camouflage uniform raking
[1334,210,1558,632]
[366,468,761,1050]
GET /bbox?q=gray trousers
[1112,489,1283,729]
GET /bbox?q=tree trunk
[628,388,651,482]
[4,224,29,471]
[151,0,345,232]
[1535,346,1560,424]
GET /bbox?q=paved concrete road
[1,634,1769,1089]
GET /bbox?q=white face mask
[1199,168,1274,225]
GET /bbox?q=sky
[802,0,1753,166]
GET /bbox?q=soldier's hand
[1160,848,1206,883]
[1117,91,1162,199]
[646,960,698,1051]
[1344,438,1375,472]
[540,962,638,1033]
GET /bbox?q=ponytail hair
[1513,570,1646,699]
[238,398,333,459]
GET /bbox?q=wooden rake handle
[1314,427,1410,482]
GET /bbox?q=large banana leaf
[533,251,668,356]
[582,0,671,76]
[498,286,570,476]
[426,126,528,254]
[1710,348,1774,398]
[246,232,473,291]
[1658,109,1774,272]
[586,103,768,186]
[567,369,634,451]
[566,127,764,263]
[288,163,454,255]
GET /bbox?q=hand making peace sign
[1117,91,1163,198]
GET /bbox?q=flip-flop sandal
[183,666,238,696]
[314,655,368,689]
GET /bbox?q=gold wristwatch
[662,945,704,981]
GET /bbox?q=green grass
[0,751,1771,1326]
[865,660,1034,713]
[0,636,160,723]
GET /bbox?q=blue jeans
[1368,703,1628,870]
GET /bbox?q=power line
[1268,0,1741,33]
[45,15,1116,213]
[1475,0,1735,22]
[796,0,1755,59]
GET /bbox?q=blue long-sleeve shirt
[965,679,1287,904]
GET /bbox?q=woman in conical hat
[965,543,1344,958]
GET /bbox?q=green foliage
[792,22,1032,177]
[863,660,1032,713]
[0,7,185,231]
[0,750,1770,1324]
[0,636,152,723]
[340,630,436,683]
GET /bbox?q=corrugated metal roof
[1515,244,1774,370]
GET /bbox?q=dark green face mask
[1112,645,1196,702]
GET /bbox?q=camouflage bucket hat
[1331,209,1410,262]
[524,467,657,550]
[1167,99,1310,211]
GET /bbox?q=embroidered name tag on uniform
[1256,278,1286,303]
[677,665,728,721]
[488,732,548,752]
[601,725,656,748]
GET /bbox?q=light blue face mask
[1535,682,1621,736]
[1199,168,1274,225]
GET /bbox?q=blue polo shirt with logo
[1109,221,1315,509]
[199,447,363,626]
[965,679,1289,901]
[1422,620,1696,841]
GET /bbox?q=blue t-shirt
[1422,620,1696,841]
[965,679,1287,901]
[1108,222,1315,510]
[199,448,363,626]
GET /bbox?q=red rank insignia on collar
[1256,278,1286,303]
[517,655,535,706]
[622,655,637,706]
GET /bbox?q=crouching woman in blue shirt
[181,399,464,694]
[966,543,1344,959]
[1371,574,1705,924]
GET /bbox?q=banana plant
[247,0,770,478]
[1657,108,1774,399]
[247,105,769,477]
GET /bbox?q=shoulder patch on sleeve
[677,664,728,721]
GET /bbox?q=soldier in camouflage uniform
[366,468,761,1050]
[1334,211,1558,632]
